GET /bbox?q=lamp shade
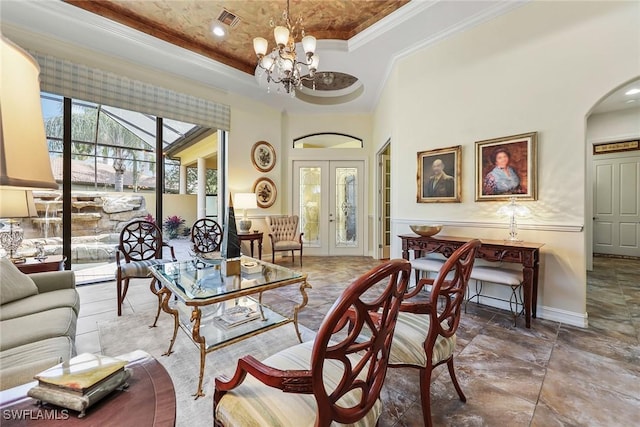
[309,54,319,71]
[253,37,268,56]
[1,36,57,190]
[234,193,258,210]
[274,26,290,47]
[0,190,38,218]
[497,198,530,217]
[260,55,275,71]
[301,35,316,54]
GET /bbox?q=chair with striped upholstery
[214,259,411,427]
[389,239,481,427]
[115,220,176,323]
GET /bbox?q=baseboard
[537,305,588,328]
[462,295,589,328]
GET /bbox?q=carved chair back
[311,258,411,424]
[191,218,223,255]
[118,220,164,262]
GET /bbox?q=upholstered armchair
[389,239,481,427]
[214,259,411,427]
[190,218,223,257]
[115,220,176,324]
[266,215,303,266]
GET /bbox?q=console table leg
[523,267,534,328]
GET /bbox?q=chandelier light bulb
[301,35,316,54]
[282,58,294,72]
[309,54,319,71]
[260,55,275,70]
[253,37,268,56]
[274,26,290,47]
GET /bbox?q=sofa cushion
[0,337,73,391]
[215,340,382,427]
[0,308,77,352]
[0,258,39,305]
[0,356,62,391]
[0,289,80,321]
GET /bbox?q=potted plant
[163,215,185,239]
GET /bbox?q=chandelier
[252,0,319,96]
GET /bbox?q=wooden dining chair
[389,239,481,426]
[190,218,223,256]
[115,220,175,324]
[213,258,411,427]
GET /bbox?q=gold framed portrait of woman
[475,132,537,201]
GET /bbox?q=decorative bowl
[409,224,443,237]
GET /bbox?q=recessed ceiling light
[212,25,226,37]
[625,88,640,96]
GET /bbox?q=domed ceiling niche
[296,71,364,105]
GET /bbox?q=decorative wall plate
[251,141,276,172]
[253,177,277,208]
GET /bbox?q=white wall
[587,108,640,143]
[373,0,640,326]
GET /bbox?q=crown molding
[349,1,439,51]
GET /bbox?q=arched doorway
[586,77,640,268]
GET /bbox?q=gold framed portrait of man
[416,145,461,203]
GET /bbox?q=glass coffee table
[149,256,310,398]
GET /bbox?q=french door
[293,160,364,256]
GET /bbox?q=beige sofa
[0,258,79,391]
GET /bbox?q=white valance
[28,50,230,131]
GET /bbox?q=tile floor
[75,251,640,426]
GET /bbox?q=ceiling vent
[216,9,240,28]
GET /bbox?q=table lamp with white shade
[1,36,59,261]
[497,197,530,242]
[0,190,38,262]
[234,193,258,233]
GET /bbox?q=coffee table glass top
[151,255,303,301]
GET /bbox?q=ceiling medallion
[252,0,318,97]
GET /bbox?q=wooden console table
[399,234,544,328]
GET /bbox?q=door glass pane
[335,167,358,247]
[299,167,321,247]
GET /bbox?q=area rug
[98,311,316,426]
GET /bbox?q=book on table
[27,353,131,418]
[213,304,261,330]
